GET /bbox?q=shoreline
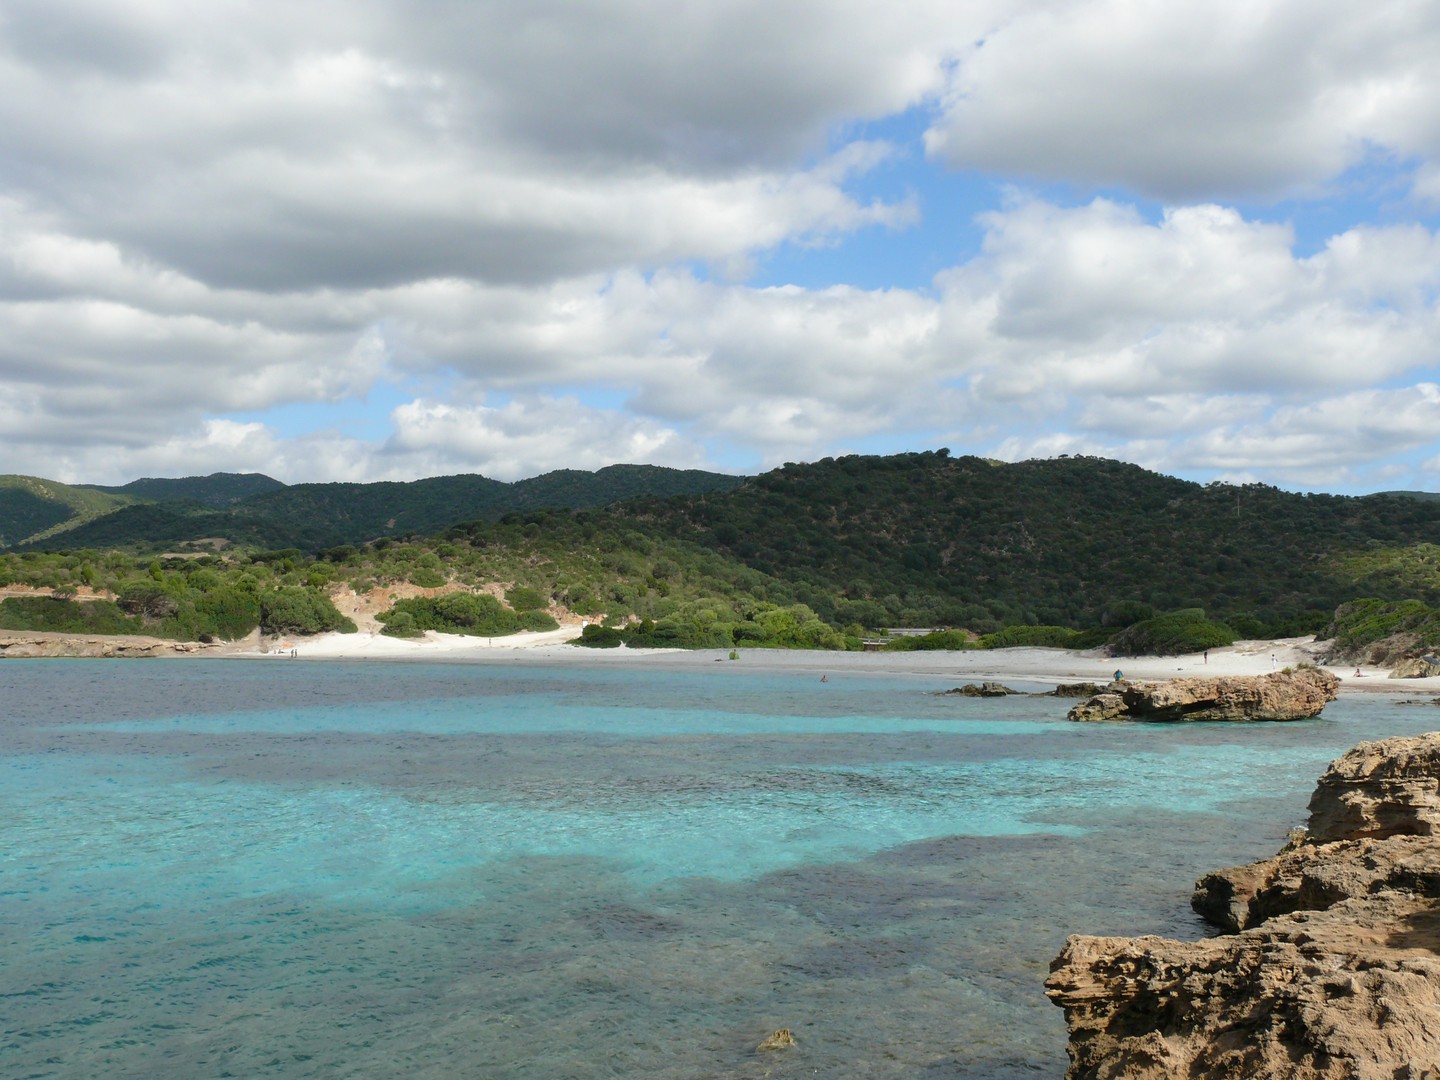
[8,627,1433,697]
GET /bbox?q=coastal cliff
[1046,732,1440,1078]
[1067,667,1341,722]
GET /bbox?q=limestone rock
[1047,731,1440,1079]
[1066,668,1340,722]
[1307,733,1440,841]
[1192,833,1440,932]
[1066,692,1128,721]
[1390,655,1440,679]
[1047,681,1106,698]
[1048,899,1440,1079]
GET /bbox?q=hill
[0,476,137,549]
[8,450,1440,654]
[608,451,1440,631]
[82,472,286,507]
[8,465,746,552]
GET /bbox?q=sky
[3,0,1440,493]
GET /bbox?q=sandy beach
[245,628,1440,696]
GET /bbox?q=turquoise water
[4,659,1438,1078]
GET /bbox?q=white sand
[238,629,1439,696]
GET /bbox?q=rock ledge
[1046,732,1440,1078]
[1067,667,1340,723]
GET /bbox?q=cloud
[926,0,1440,200]
[4,2,1440,494]
[0,0,955,293]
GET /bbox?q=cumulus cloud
[927,0,1440,200]
[4,1,1440,493]
[0,0,957,292]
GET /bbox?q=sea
[4,657,1437,1079]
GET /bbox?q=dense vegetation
[0,475,136,548]
[4,451,1440,658]
[0,552,356,641]
[82,472,286,507]
[377,593,559,638]
[626,451,1440,634]
[3,465,746,551]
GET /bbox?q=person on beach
[1113,669,1123,681]
[1203,650,1208,664]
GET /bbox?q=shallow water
[3,659,1437,1078]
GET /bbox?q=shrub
[378,593,519,637]
[193,586,262,640]
[979,625,1079,649]
[1108,608,1236,657]
[882,629,975,651]
[0,596,140,635]
[518,610,560,631]
[574,623,623,648]
[260,587,357,635]
[505,585,549,612]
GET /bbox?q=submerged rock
[1066,667,1340,723]
[941,682,1020,697]
[1047,731,1440,1079]
[756,1028,796,1052]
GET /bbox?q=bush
[260,587,357,635]
[518,610,560,631]
[979,625,1079,649]
[574,623,623,648]
[882,629,974,651]
[1066,626,1116,650]
[1108,608,1236,657]
[381,610,422,637]
[193,586,261,640]
[0,596,141,635]
[506,585,549,612]
[117,583,179,619]
[378,593,520,637]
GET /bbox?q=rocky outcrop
[1066,692,1128,721]
[1048,681,1107,698]
[1066,667,1340,722]
[1306,733,1440,841]
[0,632,217,658]
[1390,656,1440,679]
[1047,732,1440,1079]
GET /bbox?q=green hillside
[612,451,1440,632]
[10,464,746,552]
[82,472,286,507]
[0,476,137,548]
[7,450,1440,656]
